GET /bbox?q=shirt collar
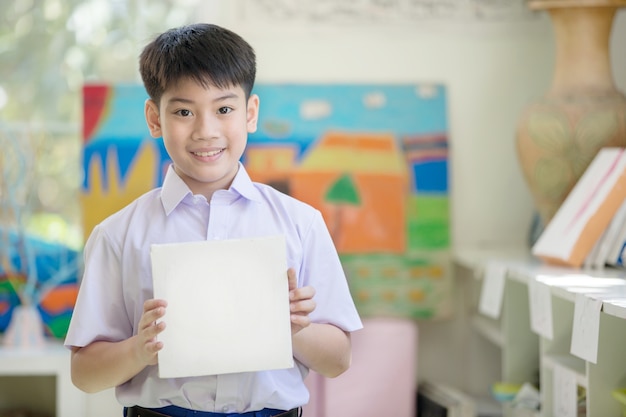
[160,163,262,215]
[229,162,263,203]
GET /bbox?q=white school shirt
[65,163,362,412]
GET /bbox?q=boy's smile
[145,77,259,200]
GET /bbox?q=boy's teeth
[193,149,222,157]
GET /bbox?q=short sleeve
[298,211,363,333]
[64,225,133,348]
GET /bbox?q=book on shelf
[606,202,626,267]
[532,147,626,268]
[417,381,476,417]
[582,226,605,269]
[583,198,626,269]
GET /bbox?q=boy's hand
[288,268,315,336]
[136,299,167,366]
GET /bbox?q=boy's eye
[177,109,192,117]
[218,107,232,115]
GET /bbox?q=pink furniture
[303,317,418,417]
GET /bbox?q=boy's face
[145,77,259,199]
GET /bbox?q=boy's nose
[192,114,220,140]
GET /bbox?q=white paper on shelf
[528,278,553,340]
[150,235,293,378]
[478,261,507,319]
[553,363,578,417]
[570,293,602,364]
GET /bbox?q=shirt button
[222,406,229,413]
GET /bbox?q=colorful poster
[81,83,452,319]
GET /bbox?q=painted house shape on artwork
[291,131,409,254]
[244,145,299,194]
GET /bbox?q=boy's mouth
[192,149,225,157]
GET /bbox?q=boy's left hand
[288,267,315,335]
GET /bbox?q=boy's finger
[290,299,316,314]
[290,314,311,328]
[287,268,297,292]
[143,298,167,312]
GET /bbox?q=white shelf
[454,247,626,417]
[542,354,587,388]
[602,298,626,319]
[471,314,504,347]
[0,340,87,416]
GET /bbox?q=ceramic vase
[515,0,626,228]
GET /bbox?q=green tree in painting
[325,173,361,245]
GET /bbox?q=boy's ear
[246,94,260,134]
[145,99,162,138]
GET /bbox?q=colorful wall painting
[81,83,452,319]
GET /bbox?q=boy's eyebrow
[166,97,194,105]
[213,92,240,101]
[166,92,241,105]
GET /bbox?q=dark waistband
[125,405,300,417]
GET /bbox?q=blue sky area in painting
[249,84,448,146]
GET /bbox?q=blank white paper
[570,293,602,364]
[478,262,507,319]
[151,235,293,378]
[528,278,554,340]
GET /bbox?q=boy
[65,23,363,417]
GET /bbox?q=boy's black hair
[139,23,256,105]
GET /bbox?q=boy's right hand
[136,299,167,366]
